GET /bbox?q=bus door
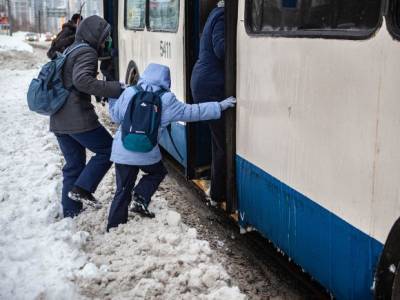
[186,0,238,214]
[102,0,119,81]
[224,0,238,213]
[185,0,219,187]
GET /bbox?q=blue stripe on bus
[236,155,383,299]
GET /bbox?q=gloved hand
[120,82,127,90]
[95,96,108,106]
[219,96,236,111]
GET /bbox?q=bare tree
[6,0,12,35]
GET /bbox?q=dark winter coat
[50,15,122,134]
[47,21,76,60]
[190,7,225,102]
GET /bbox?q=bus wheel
[375,217,400,299]
[125,61,140,85]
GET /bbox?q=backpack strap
[154,89,184,161]
[135,85,144,92]
[63,43,90,56]
[154,89,166,98]
[63,43,90,95]
[166,123,184,161]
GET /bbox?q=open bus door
[186,0,238,214]
[185,0,220,180]
[102,0,119,81]
[225,0,238,213]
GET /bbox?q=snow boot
[129,194,155,218]
[68,186,102,209]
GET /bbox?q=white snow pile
[74,190,245,299]
[0,69,87,299]
[0,34,33,52]
[0,46,245,299]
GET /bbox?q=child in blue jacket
[107,63,235,230]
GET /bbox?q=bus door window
[386,0,400,39]
[246,0,382,38]
[149,0,180,32]
[125,0,146,30]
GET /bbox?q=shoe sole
[68,192,81,202]
[82,198,102,209]
[68,192,102,209]
[129,207,155,218]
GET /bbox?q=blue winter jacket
[109,63,222,166]
[190,7,225,102]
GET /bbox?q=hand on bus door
[219,96,236,111]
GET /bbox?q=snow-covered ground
[0,33,33,52]
[0,35,245,299]
[0,69,86,299]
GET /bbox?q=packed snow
[0,69,84,299]
[0,35,245,299]
[0,34,33,52]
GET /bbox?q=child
[107,63,235,231]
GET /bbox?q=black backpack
[121,86,183,160]
[121,86,163,152]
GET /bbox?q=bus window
[125,0,146,30]
[387,0,400,40]
[246,0,382,38]
[148,0,180,32]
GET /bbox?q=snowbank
[0,69,87,299]
[0,34,33,52]
[0,48,245,299]
[11,31,31,41]
[74,189,246,299]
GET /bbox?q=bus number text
[160,41,172,59]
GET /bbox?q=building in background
[1,0,103,34]
[0,0,10,34]
[68,0,102,17]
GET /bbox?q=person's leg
[133,161,168,207]
[55,134,86,217]
[107,164,139,231]
[70,126,113,193]
[208,115,227,202]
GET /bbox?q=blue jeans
[107,161,167,230]
[55,126,113,218]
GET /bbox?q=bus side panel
[235,1,400,298]
[237,155,383,299]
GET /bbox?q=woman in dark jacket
[47,13,82,60]
[190,1,226,206]
[50,15,123,218]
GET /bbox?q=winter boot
[129,194,155,218]
[68,186,102,209]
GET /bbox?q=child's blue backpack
[121,86,164,152]
[27,43,89,115]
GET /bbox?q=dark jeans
[208,115,227,202]
[107,161,168,231]
[55,126,113,218]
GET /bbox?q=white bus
[102,0,400,298]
